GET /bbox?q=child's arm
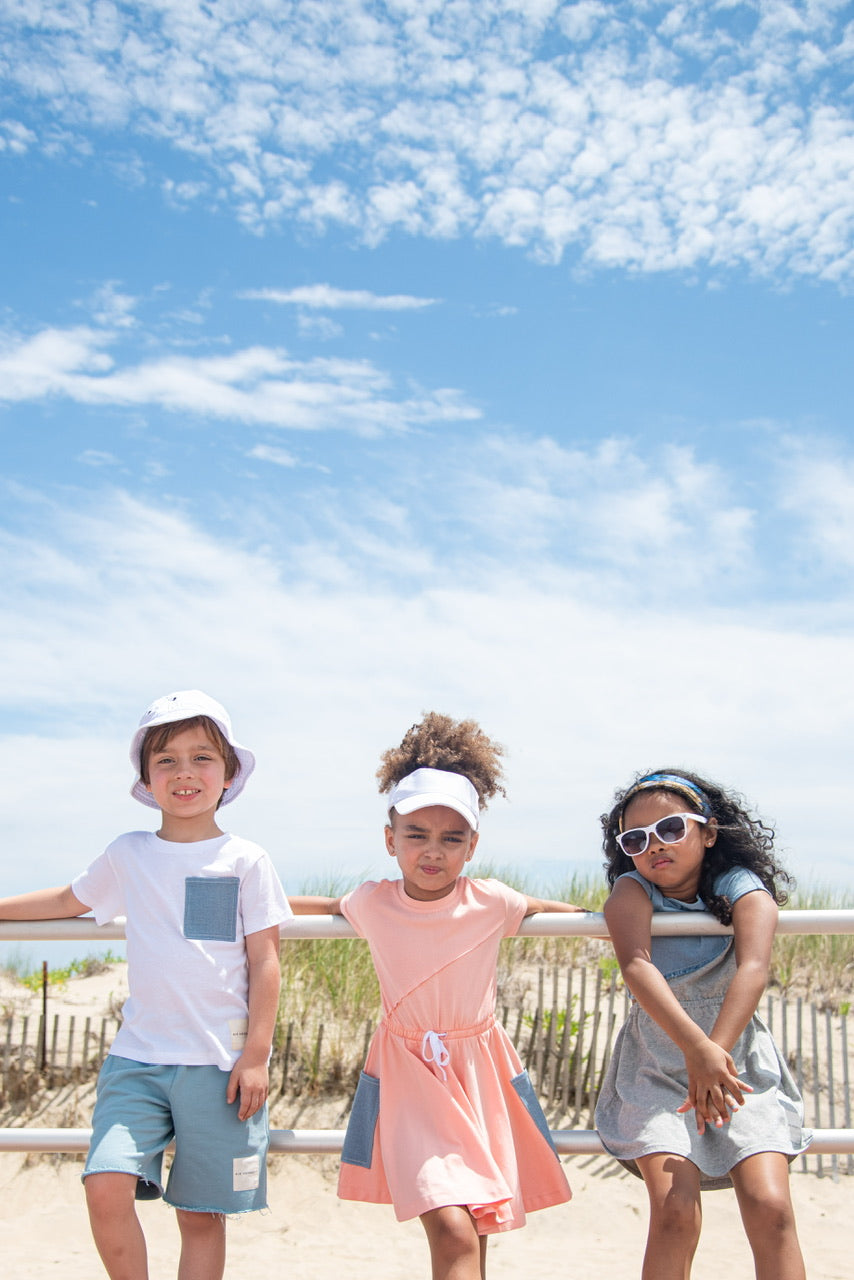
[707,889,777,1052]
[523,895,587,916]
[226,924,281,1121]
[605,877,747,1133]
[288,895,343,915]
[0,886,91,919]
[674,889,777,1130]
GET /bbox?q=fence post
[842,1014,852,1176]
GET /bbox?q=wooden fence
[1,1012,120,1097]
[500,965,853,1179]
[3,966,851,1178]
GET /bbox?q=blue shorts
[83,1056,269,1214]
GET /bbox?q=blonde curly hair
[377,711,507,811]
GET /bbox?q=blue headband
[620,772,713,826]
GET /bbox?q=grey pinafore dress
[595,940,810,1189]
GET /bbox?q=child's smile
[145,726,231,839]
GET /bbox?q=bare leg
[420,1205,487,1280]
[636,1153,702,1280]
[729,1152,806,1280]
[85,1172,149,1280]
[175,1210,227,1280]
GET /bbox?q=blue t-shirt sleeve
[616,869,653,898]
[617,869,679,912]
[713,866,769,905]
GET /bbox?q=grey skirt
[594,941,811,1189]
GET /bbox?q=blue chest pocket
[183,877,240,942]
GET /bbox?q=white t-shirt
[72,830,292,1070]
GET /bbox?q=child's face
[620,790,716,902]
[144,724,231,836]
[385,804,479,902]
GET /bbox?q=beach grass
[772,881,854,1010]
[1,948,124,993]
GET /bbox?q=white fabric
[388,767,480,830]
[129,689,255,808]
[72,831,292,1070]
[420,1030,450,1080]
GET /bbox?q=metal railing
[3,907,852,943]
[1,910,853,1156]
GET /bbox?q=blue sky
[1,1,853,963]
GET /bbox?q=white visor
[387,767,480,831]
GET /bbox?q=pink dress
[338,877,572,1234]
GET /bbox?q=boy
[0,690,292,1280]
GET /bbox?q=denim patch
[183,877,239,942]
[341,1071,380,1169]
[511,1069,559,1158]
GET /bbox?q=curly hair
[601,767,793,923]
[377,712,507,810]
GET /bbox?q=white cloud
[241,284,439,310]
[558,2,610,44]
[78,449,120,467]
[0,117,36,153]
[392,434,757,589]
[777,439,854,571]
[2,1,852,280]
[0,326,115,397]
[0,323,480,433]
[297,313,343,341]
[89,281,139,329]
[1,478,852,901]
[248,444,298,468]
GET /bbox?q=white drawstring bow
[421,1030,450,1081]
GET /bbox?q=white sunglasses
[617,811,708,858]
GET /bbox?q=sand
[0,1147,851,1279]
[1,966,850,1278]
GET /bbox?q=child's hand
[679,1038,752,1134]
[226,1053,270,1121]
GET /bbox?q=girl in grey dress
[594,770,809,1280]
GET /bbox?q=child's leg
[166,1065,269,1215]
[175,1210,227,1280]
[420,1205,488,1280]
[729,1152,806,1280]
[636,1153,702,1280]
[85,1171,149,1280]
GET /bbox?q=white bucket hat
[387,767,480,831]
[129,690,255,809]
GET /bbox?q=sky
[1,0,853,964]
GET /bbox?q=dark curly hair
[377,712,506,811]
[601,767,793,924]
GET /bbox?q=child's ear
[465,831,479,861]
[704,817,718,848]
[384,824,396,858]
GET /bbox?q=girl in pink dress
[291,712,580,1280]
